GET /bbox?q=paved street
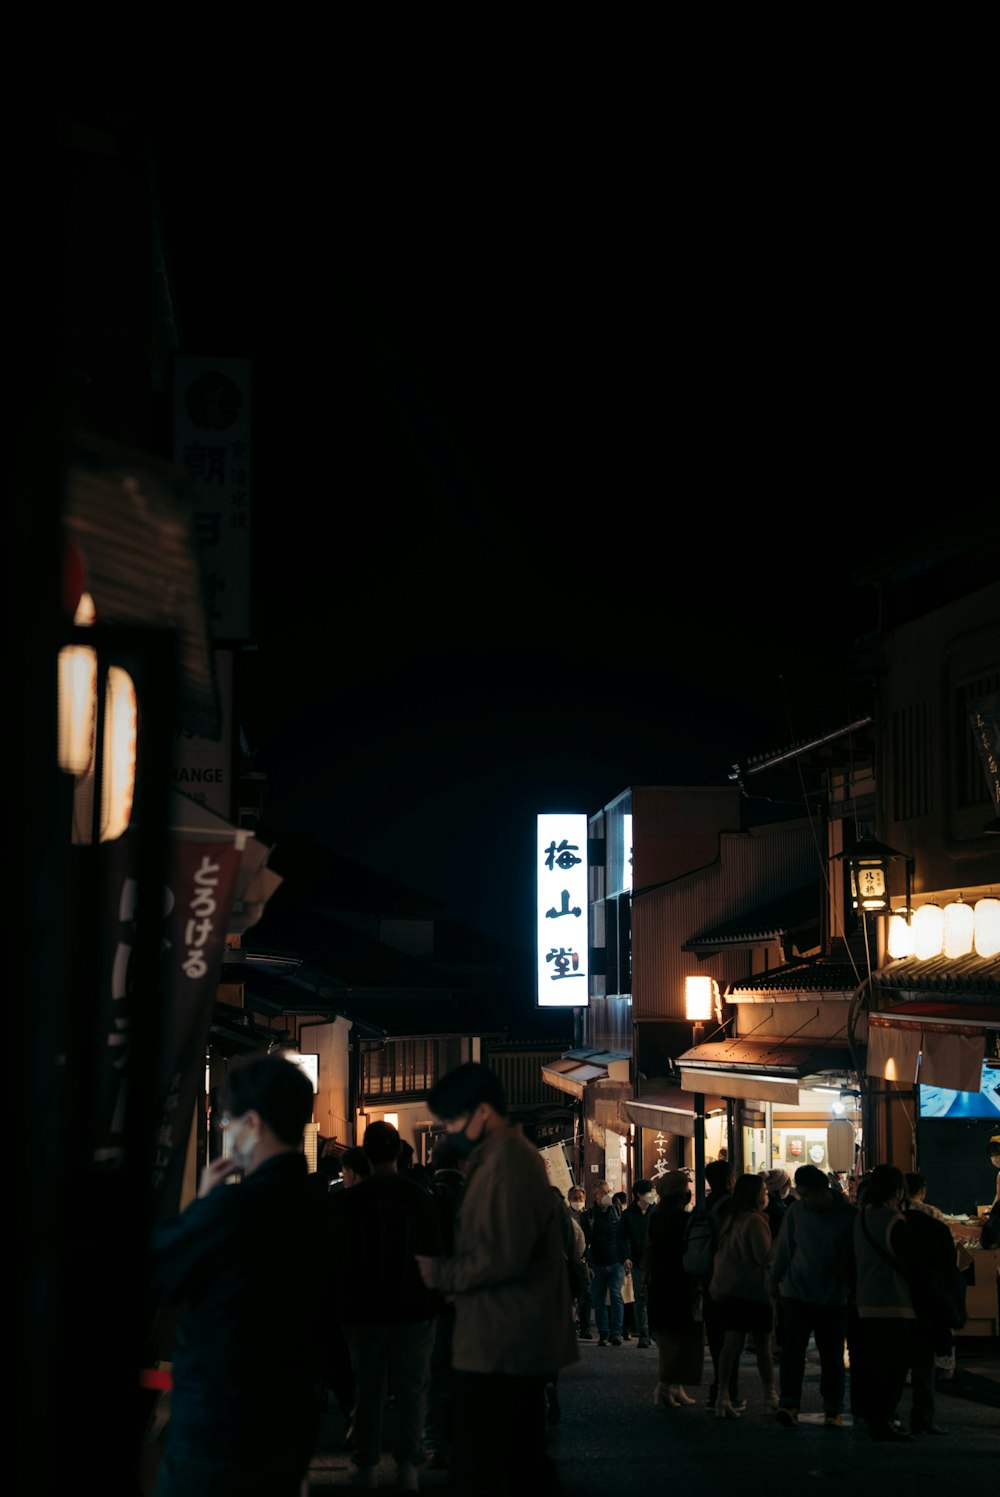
[307,1334,1000,1493]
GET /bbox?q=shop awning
[622,1084,727,1137]
[867,1005,998,1092]
[541,1048,630,1100]
[675,1038,857,1106]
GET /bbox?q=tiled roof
[685,883,820,949]
[727,957,863,998]
[874,953,1000,1000]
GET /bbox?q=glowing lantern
[912,903,944,960]
[943,899,975,959]
[974,898,1000,959]
[887,909,915,959]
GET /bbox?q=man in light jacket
[416,1063,577,1497]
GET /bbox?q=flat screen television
[917,1059,1000,1119]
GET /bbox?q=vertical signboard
[536,812,589,1007]
[174,355,252,642]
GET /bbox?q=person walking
[147,1052,335,1497]
[769,1163,857,1428]
[414,1062,577,1497]
[691,1158,742,1412]
[422,1135,467,1472]
[589,1181,632,1346]
[852,1163,915,1441]
[331,1120,443,1492]
[567,1185,595,1337]
[623,1179,657,1349]
[708,1172,778,1419]
[646,1171,703,1408]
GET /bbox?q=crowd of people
[565,1147,999,1445]
[143,1050,1000,1495]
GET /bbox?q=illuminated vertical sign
[622,813,633,893]
[537,813,589,1007]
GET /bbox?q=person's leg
[577,1277,594,1336]
[812,1304,847,1417]
[862,1319,911,1436]
[607,1263,626,1339]
[386,1318,436,1471]
[716,1329,743,1415]
[752,1329,777,1406]
[634,1267,651,1345]
[776,1298,810,1413]
[909,1324,938,1431]
[703,1294,724,1406]
[590,1264,610,1340]
[347,1323,389,1471]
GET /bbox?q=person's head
[593,1180,614,1210]
[794,1164,830,1201]
[765,1168,791,1200]
[905,1171,927,1203]
[612,1191,627,1211]
[731,1171,767,1216]
[431,1135,468,1174]
[633,1178,657,1207]
[220,1051,314,1175]
[988,1133,1000,1169]
[862,1163,905,1208]
[705,1159,734,1197]
[655,1171,692,1210]
[362,1120,402,1171]
[427,1062,508,1158]
[339,1145,371,1188]
[567,1186,587,1212]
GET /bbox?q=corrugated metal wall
[632,820,820,1019]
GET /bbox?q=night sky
[146,116,969,949]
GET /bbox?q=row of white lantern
[886,898,1000,960]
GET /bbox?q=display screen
[918,1061,1000,1119]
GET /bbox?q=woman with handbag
[708,1173,778,1419]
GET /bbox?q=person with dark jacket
[770,1163,857,1427]
[696,1159,742,1411]
[589,1181,632,1346]
[149,1052,335,1497]
[423,1136,467,1471]
[567,1185,595,1337]
[331,1120,443,1492]
[623,1179,657,1348]
[646,1171,703,1407]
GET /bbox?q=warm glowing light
[887,909,914,959]
[57,645,97,775]
[912,903,944,960]
[974,898,1000,958]
[685,975,715,1022]
[71,664,138,844]
[382,1113,399,1129]
[943,900,975,959]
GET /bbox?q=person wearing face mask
[415,1063,576,1497]
[566,1187,595,1337]
[623,1180,658,1348]
[148,1051,336,1497]
[589,1181,633,1346]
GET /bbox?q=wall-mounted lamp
[57,597,138,845]
[684,974,719,1045]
